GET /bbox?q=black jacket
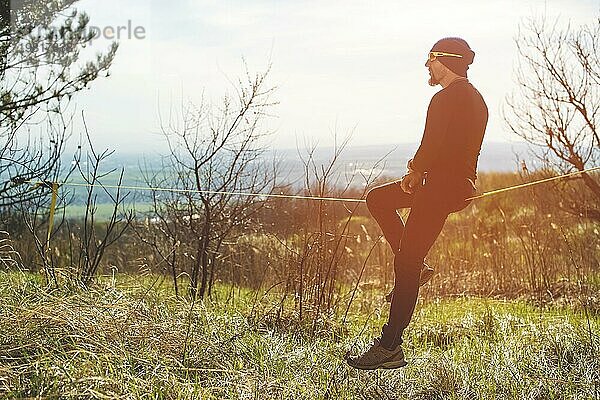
[410,79,488,182]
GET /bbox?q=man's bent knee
[365,187,382,210]
[365,187,379,202]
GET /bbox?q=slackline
[23,165,600,204]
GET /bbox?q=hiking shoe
[385,263,435,303]
[346,338,407,370]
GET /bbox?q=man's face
[425,58,445,86]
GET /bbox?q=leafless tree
[69,128,133,286]
[0,0,117,208]
[139,65,278,301]
[21,121,133,288]
[504,16,599,220]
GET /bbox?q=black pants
[365,174,475,349]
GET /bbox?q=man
[347,37,488,370]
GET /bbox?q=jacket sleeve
[409,93,451,174]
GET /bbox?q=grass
[1,271,598,399]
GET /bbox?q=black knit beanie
[430,37,475,77]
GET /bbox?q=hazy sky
[69,0,599,153]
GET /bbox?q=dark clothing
[367,176,476,349]
[366,79,487,349]
[411,80,488,182]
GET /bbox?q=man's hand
[400,171,423,194]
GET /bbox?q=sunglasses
[427,51,463,63]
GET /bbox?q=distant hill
[268,141,532,185]
[59,141,534,207]
[93,140,532,176]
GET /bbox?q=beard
[428,69,439,86]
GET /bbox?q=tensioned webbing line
[25,165,600,204]
[465,166,600,201]
[27,180,366,203]
[23,165,600,248]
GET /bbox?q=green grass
[1,271,598,399]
